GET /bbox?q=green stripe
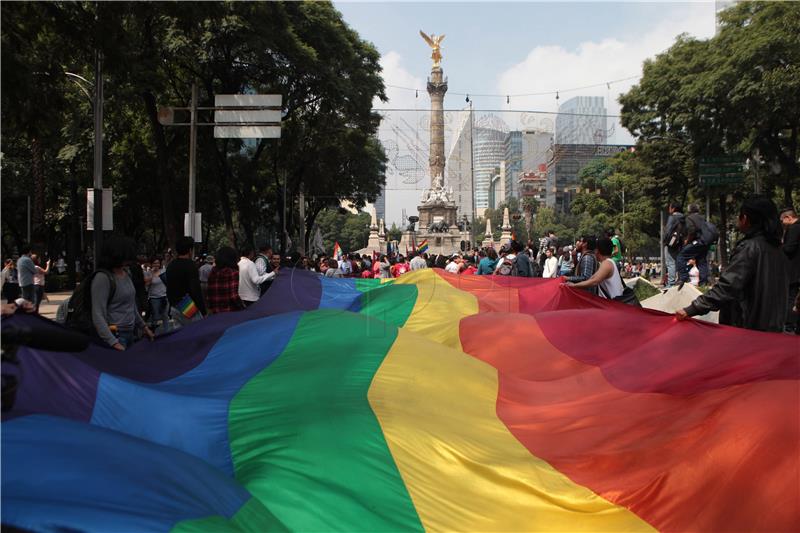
[228,309,424,532]
[171,497,287,533]
[356,279,418,328]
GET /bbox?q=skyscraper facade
[555,96,608,145]
[545,144,632,212]
[445,107,473,220]
[473,114,508,216]
[504,131,522,202]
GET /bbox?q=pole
[659,208,665,283]
[188,82,198,242]
[25,195,31,243]
[621,187,625,238]
[753,148,760,194]
[469,100,475,246]
[281,171,287,256]
[92,50,104,269]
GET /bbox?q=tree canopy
[1,1,387,270]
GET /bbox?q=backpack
[496,256,517,276]
[64,269,116,335]
[700,220,720,245]
[666,215,687,249]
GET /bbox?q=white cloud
[375,51,425,110]
[495,3,716,143]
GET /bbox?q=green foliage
[313,209,370,255]
[620,0,800,208]
[387,222,402,242]
[0,1,387,259]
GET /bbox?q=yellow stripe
[368,328,654,532]
[392,269,477,351]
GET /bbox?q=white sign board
[87,188,113,230]
[215,94,282,107]
[214,126,281,139]
[184,212,202,243]
[214,94,282,139]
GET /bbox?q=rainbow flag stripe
[177,294,199,318]
[2,270,798,532]
[416,239,428,254]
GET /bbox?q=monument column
[427,67,448,184]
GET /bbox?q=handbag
[598,269,642,307]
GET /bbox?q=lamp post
[65,50,104,269]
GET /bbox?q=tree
[387,223,402,242]
[621,1,800,207]
[1,1,387,265]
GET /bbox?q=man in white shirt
[238,247,276,306]
[409,251,427,271]
[445,255,462,274]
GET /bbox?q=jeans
[677,242,709,284]
[149,297,170,333]
[116,329,135,349]
[664,246,679,287]
[20,285,35,304]
[33,285,44,312]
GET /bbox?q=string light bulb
[465,94,470,103]
[556,91,559,101]
[415,89,418,98]
[506,95,510,104]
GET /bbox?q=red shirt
[207,267,243,314]
[461,265,478,275]
[391,263,409,277]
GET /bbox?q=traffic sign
[698,156,745,187]
[214,94,282,138]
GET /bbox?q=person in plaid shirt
[207,246,244,314]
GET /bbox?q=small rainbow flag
[333,242,343,261]
[416,239,429,254]
[177,294,199,319]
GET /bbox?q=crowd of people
[2,195,797,345]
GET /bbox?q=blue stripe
[1,415,251,533]
[319,277,362,312]
[89,312,303,475]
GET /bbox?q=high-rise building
[555,96,608,145]
[504,131,522,201]
[545,144,632,212]
[473,114,509,216]
[445,107,474,221]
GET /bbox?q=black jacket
[685,213,705,244]
[782,220,800,284]
[686,231,789,333]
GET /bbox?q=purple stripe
[2,270,322,423]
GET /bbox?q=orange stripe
[460,311,800,532]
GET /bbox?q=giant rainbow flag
[2,269,798,532]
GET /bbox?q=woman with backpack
[91,236,154,350]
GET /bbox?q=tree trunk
[142,91,178,247]
[30,137,46,243]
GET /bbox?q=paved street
[36,291,71,321]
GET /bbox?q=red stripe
[460,311,800,531]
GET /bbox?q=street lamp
[65,51,104,270]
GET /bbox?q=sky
[334,1,717,226]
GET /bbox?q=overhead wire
[384,75,639,99]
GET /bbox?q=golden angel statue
[419,30,445,68]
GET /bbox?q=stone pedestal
[499,207,513,246]
[399,230,417,255]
